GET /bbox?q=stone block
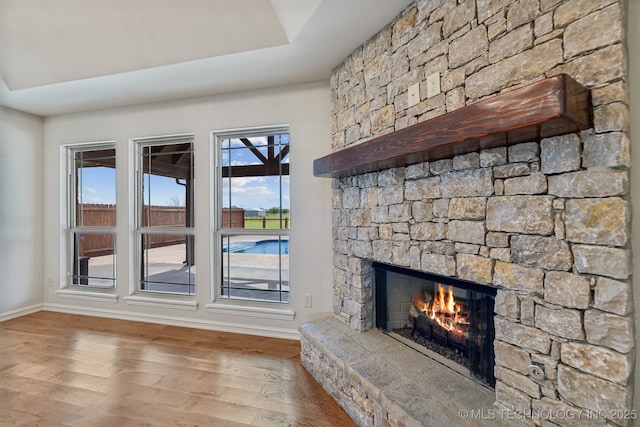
[493,163,530,178]
[429,159,453,175]
[544,271,590,309]
[454,243,480,254]
[410,222,447,241]
[449,26,488,69]
[405,177,441,200]
[466,40,562,99]
[494,340,531,375]
[432,199,450,218]
[443,0,476,37]
[351,240,373,259]
[494,366,541,398]
[480,147,507,167]
[535,305,584,340]
[420,253,456,277]
[446,220,485,244]
[508,142,539,163]
[452,152,480,170]
[540,134,581,174]
[594,101,629,133]
[506,0,538,30]
[489,23,532,63]
[495,316,551,357]
[565,197,629,246]
[510,235,573,271]
[554,0,614,27]
[456,253,493,284]
[504,173,547,195]
[558,365,631,418]
[411,201,433,222]
[440,169,494,198]
[561,342,632,385]
[349,209,371,227]
[493,261,544,294]
[372,240,393,264]
[391,7,418,47]
[378,168,405,186]
[378,224,393,239]
[584,310,633,353]
[548,170,628,198]
[343,187,361,208]
[583,132,630,168]
[594,277,632,316]
[573,245,630,280]
[377,185,405,205]
[553,44,625,88]
[361,188,378,208]
[392,242,411,266]
[477,0,512,23]
[519,296,535,326]
[486,232,509,248]
[405,162,429,180]
[564,4,623,60]
[371,206,390,223]
[495,381,532,414]
[486,196,554,235]
[448,197,486,220]
[494,289,520,320]
[389,202,412,222]
[489,247,511,262]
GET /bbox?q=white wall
[0,107,44,318]
[42,82,334,338]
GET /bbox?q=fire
[419,284,467,333]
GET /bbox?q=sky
[79,158,290,210]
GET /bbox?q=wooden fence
[77,205,248,257]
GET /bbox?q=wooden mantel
[313,74,592,178]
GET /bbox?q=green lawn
[244,214,291,229]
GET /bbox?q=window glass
[69,146,116,288]
[137,137,195,295]
[217,129,290,303]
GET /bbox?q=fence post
[262,217,266,229]
[285,217,289,229]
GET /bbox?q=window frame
[134,134,196,296]
[66,141,117,289]
[212,125,290,305]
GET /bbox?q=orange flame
[421,284,465,333]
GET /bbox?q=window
[136,135,195,295]
[214,126,290,303]
[68,144,116,288]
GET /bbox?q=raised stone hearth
[300,1,633,426]
[300,316,517,427]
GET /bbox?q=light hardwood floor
[0,311,355,427]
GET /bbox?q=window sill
[55,289,119,303]
[124,295,198,311]
[206,303,295,321]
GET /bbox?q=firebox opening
[374,262,496,388]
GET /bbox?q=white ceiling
[0,0,413,116]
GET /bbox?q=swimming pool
[223,239,289,255]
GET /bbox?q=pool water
[223,239,289,255]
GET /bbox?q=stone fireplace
[300,1,633,426]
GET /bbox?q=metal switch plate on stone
[427,72,440,98]
[408,82,420,107]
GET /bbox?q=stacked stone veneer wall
[322,0,633,425]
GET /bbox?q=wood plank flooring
[0,311,355,427]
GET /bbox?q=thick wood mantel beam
[313,74,592,178]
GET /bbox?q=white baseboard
[0,304,44,322]
[42,303,300,340]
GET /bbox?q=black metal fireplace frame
[373,261,497,387]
